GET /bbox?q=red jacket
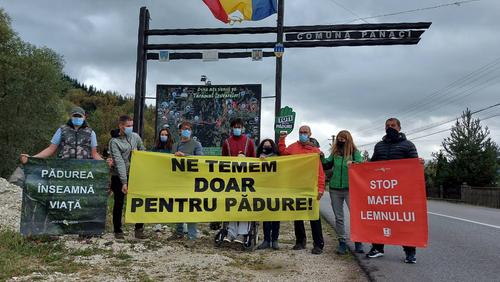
[278,137,325,193]
[222,135,256,157]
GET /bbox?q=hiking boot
[114,232,125,240]
[257,240,270,250]
[311,246,323,255]
[366,248,384,258]
[336,240,347,255]
[167,233,184,241]
[292,243,306,250]
[354,242,364,253]
[405,252,417,264]
[134,228,147,239]
[271,240,279,250]
[234,235,245,244]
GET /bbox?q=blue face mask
[160,135,168,142]
[124,127,133,136]
[299,134,309,143]
[181,129,191,138]
[233,128,242,136]
[72,117,84,126]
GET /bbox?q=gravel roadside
[0,177,367,281]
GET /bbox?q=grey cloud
[1,0,498,157]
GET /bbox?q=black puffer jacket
[371,133,418,161]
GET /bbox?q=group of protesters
[20,106,420,264]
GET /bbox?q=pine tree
[441,109,498,186]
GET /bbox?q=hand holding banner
[349,159,428,247]
[21,158,109,236]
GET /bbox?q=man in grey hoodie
[109,115,146,239]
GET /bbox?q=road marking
[428,212,500,229]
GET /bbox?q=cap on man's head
[71,106,86,116]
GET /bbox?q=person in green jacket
[321,130,364,255]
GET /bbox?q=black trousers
[372,243,416,255]
[294,220,324,249]
[110,175,143,233]
[263,221,280,242]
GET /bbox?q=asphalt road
[320,194,500,282]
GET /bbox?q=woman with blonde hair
[321,130,364,255]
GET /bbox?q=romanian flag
[203,0,277,23]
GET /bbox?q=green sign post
[275,106,296,140]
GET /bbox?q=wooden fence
[461,184,500,209]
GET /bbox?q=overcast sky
[1,0,499,159]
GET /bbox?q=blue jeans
[176,223,198,240]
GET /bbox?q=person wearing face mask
[151,127,174,233]
[18,106,103,240]
[170,121,203,247]
[255,139,281,250]
[366,118,419,264]
[108,115,146,239]
[152,127,173,154]
[20,106,102,163]
[278,125,326,255]
[221,118,256,244]
[320,130,364,255]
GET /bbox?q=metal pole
[275,0,284,142]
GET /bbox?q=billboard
[156,84,262,155]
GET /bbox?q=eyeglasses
[72,114,83,118]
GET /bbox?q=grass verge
[0,228,86,280]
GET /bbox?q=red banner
[349,159,428,247]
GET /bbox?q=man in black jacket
[366,118,419,264]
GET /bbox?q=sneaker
[271,240,279,250]
[311,246,323,255]
[257,240,270,250]
[336,241,347,255]
[405,253,417,264]
[134,228,147,239]
[114,232,125,239]
[234,235,245,244]
[354,242,364,254]
[292,243,306,250]
[366,248,384,258]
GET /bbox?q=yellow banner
[125,151,319,223]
